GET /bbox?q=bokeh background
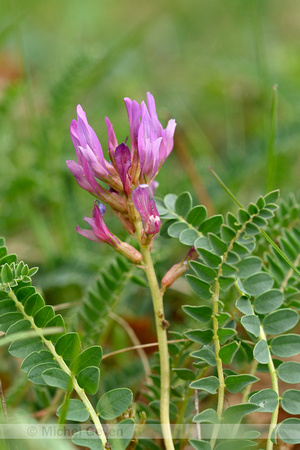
[1,0,300,268]
[1,0,300,409]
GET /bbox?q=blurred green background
[1,0,300,269]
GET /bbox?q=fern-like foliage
[157,190,300,448]
[0,238,135,449]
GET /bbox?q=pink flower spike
[132,184,161,235]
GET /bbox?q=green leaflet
[225,374,259,393]
[249,389,278,413]
[21,350,55,373]
[96,388,133,420]
[77,367,100,395]
[271,334,300,357]
[190,376,220,394]
[193,408,219,424]
[71,346,103,374]
[277,418,300,445]
[190,440,211,450]
[72,431,102,450]
[281,390,300,415]
[243,272,274,296]
[222,404,260,424]
[253,289,284,314]
[262,308,299,335]
[182,305,213,323]
[277,362,300,384]
[241,315,260,337]
[42,368,72,391]
[55,332,81,360]
[175,191,193,217]
[253,340,269,364]
[219,342,239,365]
[184,328,213,345]
[108,419,135,450]
[187,206,207,226]
[57,399,89,422]
[186,275,211,300]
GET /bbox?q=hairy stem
[259,325,279,450]
[173,388,193,440]
[8,290,107,447]
[136,223,174,450]
[241,359,259,404]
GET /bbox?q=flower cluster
[67,92,176,258]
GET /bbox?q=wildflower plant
[0,92,300,450]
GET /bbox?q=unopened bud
[161,247,198,292]
[116,242,143,264]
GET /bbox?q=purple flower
[114,143,132,196]
[76,201,142,263]
[68,93,175,205]
[125,92,176,183]
[70,105,109,178]
[69,105,123,192]
[76,201,119,246]
[66,153,101,197]
[132,184,161,235]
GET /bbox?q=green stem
[212,289,225,420]
[241,358,259,404]
[210,282,224,449]
[8,290,107,447]
[173,388,193,441]
[258,325,279,450]
[136,223,174,450]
